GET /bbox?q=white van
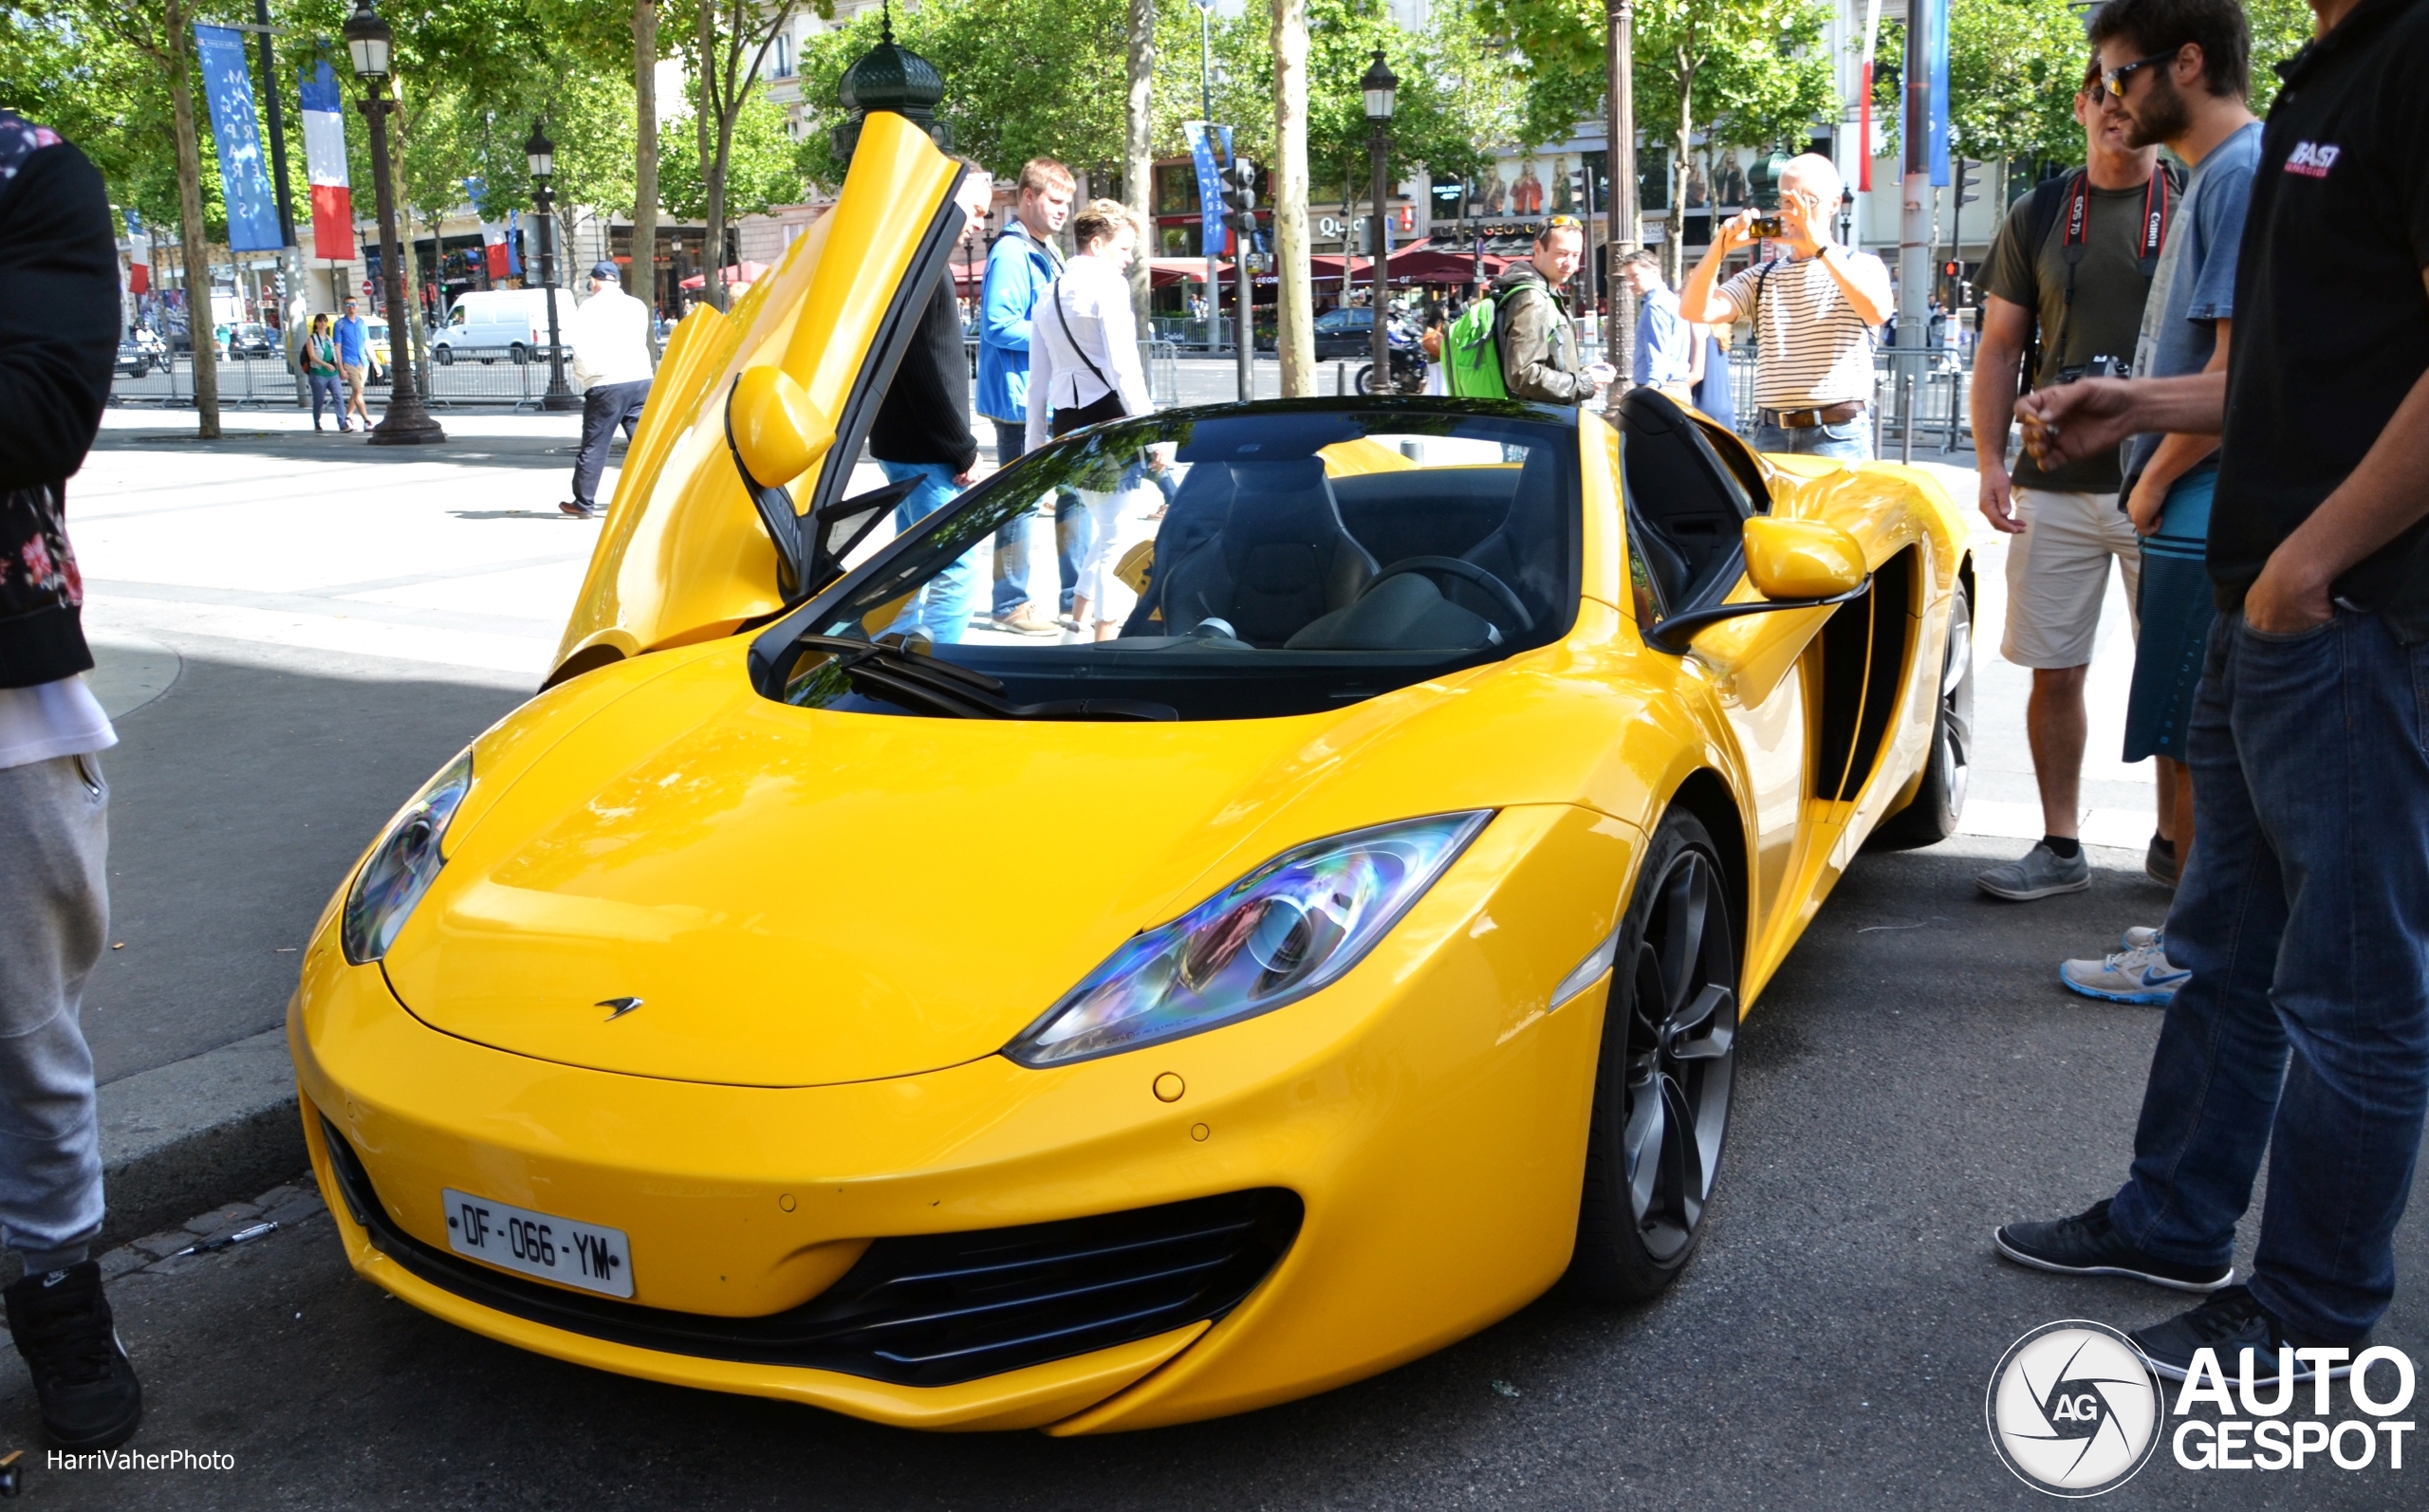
[431,288,564,365]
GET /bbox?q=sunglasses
[1543,214,1584,229]
[2101,50,2179,97]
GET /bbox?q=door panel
[550,113,961,679]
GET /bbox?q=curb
[96,1026,306,1256]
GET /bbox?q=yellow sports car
[288,114,1973,1433]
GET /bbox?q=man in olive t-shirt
[1970,63,2177,903]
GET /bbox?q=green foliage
[660,83,799,220]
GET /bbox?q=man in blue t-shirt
[331,297,380,431]
[2055,0,2264,1009]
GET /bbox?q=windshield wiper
[789,636,1177,722]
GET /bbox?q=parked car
[225,322,277,360]
[1309,304,1379,359]
[362,317,392,385]
[430,288,563,366]
[115,328,168,377]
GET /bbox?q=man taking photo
[1679,154,1891,460]
[1969,60,2179,903]
[1996,0,2429,1382]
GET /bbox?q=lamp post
[1605,0,1636,389]
[1361,48,1396,395]
[343,0,444,444]
[525,120,579,411]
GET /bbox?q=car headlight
[1004,811,1493,1068]
[341,749,473,965]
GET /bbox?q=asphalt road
[9,836,2418,1510]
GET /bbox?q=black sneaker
[2129,1284,2359,1381]
[4,1262,141,1449]
[2147,833,2179,889]
[1994,1199,2234,1292]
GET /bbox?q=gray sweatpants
[0,754,108,1271]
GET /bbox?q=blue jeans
[1751,418,1871,462]
[988,419,1087,616]
[2106,608,2429,1342]
[876,460,977,644]
[308,373,346,428]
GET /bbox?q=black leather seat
[1616,388,1753,610]
[1456,445,1567,627]
[1121,463,1240,636]
[1150,459,1378,645]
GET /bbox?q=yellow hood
[378,630,1633,1088]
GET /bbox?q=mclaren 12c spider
[288,113,1975,1433]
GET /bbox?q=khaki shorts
[2000,487,2142,669]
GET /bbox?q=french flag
[300,59,353,262]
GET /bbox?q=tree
[1124,0,1156,322]
[634,0,661,339]
[691,0,799,311]
[1477,0,1836,279]
[659,83,800,223]
[1270,0,1311,394]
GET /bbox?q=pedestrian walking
[301,314,347,433]
[866,164,998,644]
[1025,198,1159,641]
[332,296,379,431]
[974,157,1075,636]
[1997,0,2429,1382]
[0,106,145,1451]
[2060,0,2265,1007]
[556,262,654,521]
[1617,249,1692,402]
[1679,154,1893,460]
[1487,217,1615,405]
[1968,60,2182,903]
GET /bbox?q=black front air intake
[320,1116,1301,1388]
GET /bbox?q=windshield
[760,400,1580,722]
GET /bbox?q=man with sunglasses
[1998,0,2429,1386]
[1971,58,2179,905]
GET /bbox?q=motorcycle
[1354,311,1430,396]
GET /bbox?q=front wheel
[1567,807,1738,1301]
[1866,576,1973,851]
[509,342,529,365]
[435,346,454,366]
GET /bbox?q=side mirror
[1641,516,1871,654]
[729,366,834,487]
[1742,517,1866,600]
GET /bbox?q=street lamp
[525,119,579,411]
[343,0,444,444]
[1361,48,1397,394]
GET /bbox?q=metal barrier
[1722,344,1975,457]
[114,350,600,412]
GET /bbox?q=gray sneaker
[1975,841,2091,901]
[2059,943,2190,1005]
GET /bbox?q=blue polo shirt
[333,315,371,366]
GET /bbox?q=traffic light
[1567,164,1587,211]
[1219,159,1257,231]
[1956,159,1982,207]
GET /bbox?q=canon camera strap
[2050,169,2173,373]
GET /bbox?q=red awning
[677,260,769,290]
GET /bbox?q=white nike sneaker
[2060,943,2190,1005]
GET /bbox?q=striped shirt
[1719,250,1884,410]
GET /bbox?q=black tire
[1355,361,1389,396]
[435,346,454,366]
[1867,576,1973,852]
[1568,807,1739,1302]
[510,342,529,365]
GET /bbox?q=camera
[2054,354,2130,384]
[1750,215,1786,238]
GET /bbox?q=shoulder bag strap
[1051,277,1118,405]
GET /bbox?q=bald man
[1679,154,1891,461]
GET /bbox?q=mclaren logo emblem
[597,997,644,1022]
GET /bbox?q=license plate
[442,1189,633,1299]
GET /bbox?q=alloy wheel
[1618,848,1736,1263]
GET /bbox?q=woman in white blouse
[1025,199,1160,639]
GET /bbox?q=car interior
[1608,388,1768,618]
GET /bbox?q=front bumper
[292,802,1636,1431]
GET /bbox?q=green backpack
[1444,292,1507,399]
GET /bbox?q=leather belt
[1760,401,1868,429]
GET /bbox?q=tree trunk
[634,0,661,351]
[1270,0,1313,396]
[696,0,726,313]
[391,99,426,373]
[168,7,220,437]
[1123,0,1155,329]
[1669,59,1694,287]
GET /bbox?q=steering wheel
[1359,557,1534,636]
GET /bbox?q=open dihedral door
[546,113,965,688]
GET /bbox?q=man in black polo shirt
[1993,0,2429,1378]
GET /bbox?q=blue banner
[1925,0,1952,187]
[194,24,284,252]
[1184,121,1233,251]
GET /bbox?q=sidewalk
[68,415,2156,1249]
